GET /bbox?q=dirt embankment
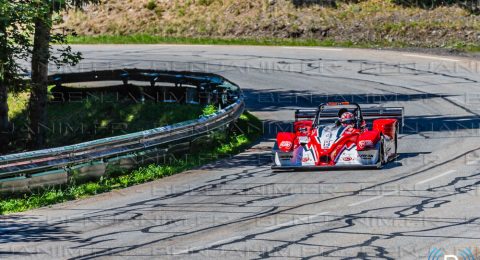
[63,0,479,49]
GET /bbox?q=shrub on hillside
[145,0,157,10]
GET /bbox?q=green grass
[448,41,480,52]
[66,35,380,48]
[0,111,262,214]
[202,104,218,116]
[7,91,203,152]
[67,35,480,52]
[67,34,340,46]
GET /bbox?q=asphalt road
[2,46,480,259]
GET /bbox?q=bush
[198,0,216,6]
[145,0,157,10]
[202,104,217,116]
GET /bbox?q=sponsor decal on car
[342,156,353,161]
[359,154,374,159]
[298,127,308,133]
[301,150,316,165]
[298,136,309,144]
[358,140,374,149]
[279,141,293,150]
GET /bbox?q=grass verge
[67,35,392,48]
[0,111,262,215]
[7,91,202,153]
[67,35,480,53]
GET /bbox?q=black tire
[394,134,398,155]
[388,122,399,163]
[377,136,386,168]
[394,122,399,155]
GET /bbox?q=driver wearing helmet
[335,108,348,126]
[339,111,356,128]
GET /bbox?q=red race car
[272,102,403,170]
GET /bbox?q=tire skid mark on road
[105,52,480,120]
[61,146,480,259]
[234,206,480,259]
[276,57,479,119]
[348,191,398,207]
[395,170,480,218]
[355,60,480,117]
[196,192,478,259]
[86,53,479,118]
[68,219,185,250]
[6,144,477,259]
[171,149,480,258]
[262,212,331,231]
[67,54,480,258]
[13,164,288,259]
[6,51,480,259]
[293,214,480,259]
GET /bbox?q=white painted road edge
[282,47,344,51]
[467,159,480,165]
[416,170,457,185]
[262,211,331,231]
[172,235,245,255]
[172,211,331,255]
[347,170,458,206]
[402,54,460,62]
[348,191,398,207]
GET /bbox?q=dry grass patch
[62,0,479,49]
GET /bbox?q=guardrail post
[120,72,129,86]
[53,76,62,88]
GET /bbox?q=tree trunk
[0,79,9,152]
[0,22,10,152]
[27,5,52,149]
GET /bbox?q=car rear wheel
[394,122,398,155]
[388,122,399,163]
[376,136,386,168]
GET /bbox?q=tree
[27,0,98,149]
[27,1,53,149]
[0,1,34,152]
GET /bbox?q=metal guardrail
[0,70,245,193]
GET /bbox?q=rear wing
[295,107,404,126]
[295,109,317,121]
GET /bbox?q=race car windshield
[316,105,360,126]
